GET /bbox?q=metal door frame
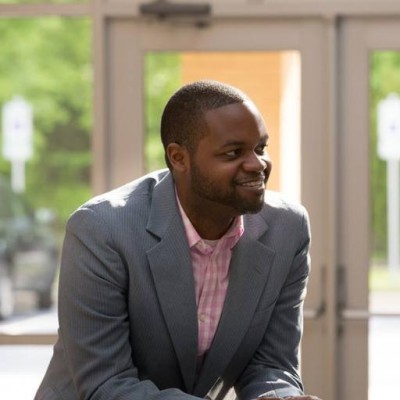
[3,2,400,400]
[337,16,400,400]
[96,10,331,399]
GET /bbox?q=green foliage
[370,52,400,258]
[144,52,181,172]
[1,19,393,253]
[0,22,182,230]
[0,17,92,228]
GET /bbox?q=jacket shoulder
[264,190,308,217]
[77,169,170,211]
[65,170,172,231]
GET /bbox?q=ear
[166,143,189,172]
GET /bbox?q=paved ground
[0,344,53,399]
[369,317,400,399]
[0,293,56,399]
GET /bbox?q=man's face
[187,101,272,216]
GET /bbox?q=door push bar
[341,309,400,320]
[337,265,400,320]
[302,265,400,321]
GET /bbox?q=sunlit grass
[370,264,400,291]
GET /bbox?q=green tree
[144,52,181,172]
[0,17,92,229]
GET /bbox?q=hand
[258,396,322,400]
[284,397,322,400]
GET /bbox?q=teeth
[240,181,263,187]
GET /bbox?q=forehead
[202,100,268,144]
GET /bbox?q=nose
[243,151,270,173]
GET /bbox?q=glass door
[368,51,400,399]
[0,14,92,399]
[340,18,400,400]
[98,15,330,399]
[143,50,301,200]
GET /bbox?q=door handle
[304,303,326,320]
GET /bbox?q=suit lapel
[194,214,275,396]
[145,174,276,396]
[146,173,198,393]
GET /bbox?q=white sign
[2,96,33,161]
[377,93,400,161]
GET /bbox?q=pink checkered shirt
[176,195,244,359]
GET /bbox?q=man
[35,80,321,400]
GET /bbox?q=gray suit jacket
[35,170,310,400]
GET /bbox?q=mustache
[233,173,267,185]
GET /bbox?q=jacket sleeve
[234,208,311,399]
[57,206,200,400]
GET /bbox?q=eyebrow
[220,136,269,149]
[220,140,247,149]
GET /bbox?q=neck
[176,189,236,240]
[188,210,235,240]
[179,197,235,240]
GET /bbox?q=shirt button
[199,314,207,322]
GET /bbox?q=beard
[189,160,265,215]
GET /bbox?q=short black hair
[161,80,249,169]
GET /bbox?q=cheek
[195,157,240,183]
[216,165,240,182]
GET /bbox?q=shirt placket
[196,240,227,356]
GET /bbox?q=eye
[255,144,267,155]
[224,149,242,158]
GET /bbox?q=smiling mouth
[235,177,266,190]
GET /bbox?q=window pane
[369,50,400,400]
[144,51,301,200]
[0,17,92,325]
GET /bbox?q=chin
[236,201,264,215]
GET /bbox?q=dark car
[0,177,59,319]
